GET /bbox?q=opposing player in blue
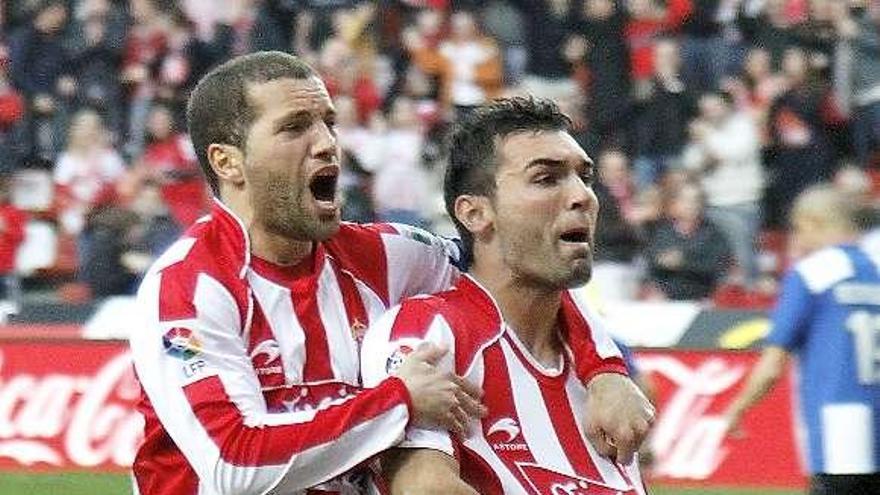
[723,185,880,494]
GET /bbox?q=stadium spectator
[404,9,502,117]
[679,0,729,94]
[127,104,207,229]
[0,174,25,307]
[7,1,70,100]
[359,96,432,228]
[516,0,581,103]
[737,0,801,64]
[66,0,127,135]
[682,90,764,288]
[764,46,835,228]
[723,46,787,144]
[78,204,141,297]
[724,185,880,495]
[633,37,696,188]
[644,181,732,300]
[623,0,691,100]
[9,0,72,161]
[832,1,880,168]
[129,52,654,495]
[361,96,650,494]
[0,47,25,172]
[121,0,171,157]
[79,180,179,299]
[53,109,126,237]
[592,148,644,300]
[127,179,181,261]
[481,0,528,85]
[570,0,631,150]
[334,95,376,223]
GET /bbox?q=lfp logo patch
[385,344,414,374]
[163,327,203,360]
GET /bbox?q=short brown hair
[186,51,317,196]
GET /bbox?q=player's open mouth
[559,228,589,244]
[309,167,339,203]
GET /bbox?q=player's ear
[454,194,493,238]
[207,143,246,188]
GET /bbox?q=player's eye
[579,168,595,186]
[533,173,558,186]
[281,120,309,134]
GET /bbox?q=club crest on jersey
[385,344,414,374]
[162,327,202,360]
[517,463,637,495]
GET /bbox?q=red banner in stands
[636,350,807,489]
[0,341,140,471]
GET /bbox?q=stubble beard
[252,170,339,242]
[500,230,593,292]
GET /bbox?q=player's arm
[131,268,478,495]
[723,269,811,434]
[723,345,790,432]
[382,448,478,495]
[566,291,656,465]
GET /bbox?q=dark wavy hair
[444,96,572,266]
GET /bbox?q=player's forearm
[383,448,478,495]
[727,346,788,423]
[176,376,412,495]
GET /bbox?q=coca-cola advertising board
[0,340,809,489]
[636,350,807,489]
[0,341,141,471]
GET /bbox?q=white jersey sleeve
[131,253,413,495]
[361,300,458,457]
[379,223,461,304]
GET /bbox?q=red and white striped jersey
[361,275,645,495]
[129,200,460,495]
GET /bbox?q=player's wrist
[582,365,630,389]
[384,376,416,426]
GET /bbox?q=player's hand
[395,343,487,436]
[583,373,655,465]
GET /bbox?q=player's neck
[249,226,314,267]
[222,192,314,266]
[469,265,563,367]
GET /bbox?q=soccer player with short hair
[724,185,880,494]
[130,52,653,495]
[361,97,649,494]
[131,52,485,495]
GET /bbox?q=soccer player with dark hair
[130,52,652,495]
[362,96,650,494]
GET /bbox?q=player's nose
[312,122,337,163]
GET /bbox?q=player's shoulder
[139,215,248,321]
[793,245,858,294]
[147,217,223,277]
[333,221,455,252]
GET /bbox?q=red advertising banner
[0,339,809,489]
[635,350,807,489]
[0,341,141,471]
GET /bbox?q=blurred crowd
[1,0,879,306]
